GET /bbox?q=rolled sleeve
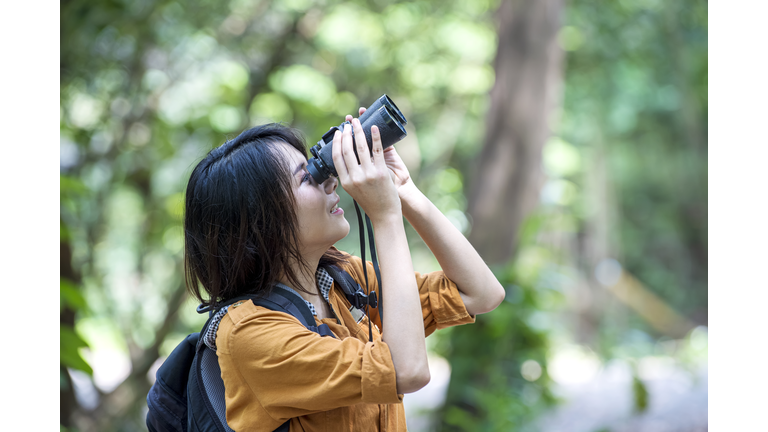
[361,340,403,404]
[340,254,475,338]
[415,270,476,337]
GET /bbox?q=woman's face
[277,142,350,256]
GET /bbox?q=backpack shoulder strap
[324,264,378,310]
[325,265,358,296]
[253,286,336,338]
[254,286,316,327]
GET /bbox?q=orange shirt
[215,254,475,432]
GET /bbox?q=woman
[183,109,505,432]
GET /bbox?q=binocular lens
[307,95,408,184]
[360,95,407,126]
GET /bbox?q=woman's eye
[301,171,312,183]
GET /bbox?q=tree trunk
[467,0,565,265]
[437,2,565,428]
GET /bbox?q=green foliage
[436,210,564,430]
[558,0,707,323]
[60,325,93,375]
[437,0,707,429]
[632,373,649,413]
[61,279,87,312]
[59,0,706,429]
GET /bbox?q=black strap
[352,200,383,342]
[353,201,373,342]
[354,201,369,291]
[325,265,378,310]
[365,214,383,319]
[253,286,316,327]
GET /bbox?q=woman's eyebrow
[292,162,307,175]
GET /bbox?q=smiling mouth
[330,203,343,215]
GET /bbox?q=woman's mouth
[330,203,343,215]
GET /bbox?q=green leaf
[60,325,93,375]
[60,279,87,311]
[60,220,71,242]
[632,373,649,413]
[60,174,88,195]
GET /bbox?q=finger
[359,107,366,116]
[331,129,349,182]
[341,122,362,175]
[352,118,373,169]
[345,114,353,123]
[370,125,387,169]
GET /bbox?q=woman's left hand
[348,108,416,199]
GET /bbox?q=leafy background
[60,0,707,430]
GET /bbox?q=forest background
[55,0,710,431]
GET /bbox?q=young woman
[183,109,505,432]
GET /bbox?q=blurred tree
[558,0,708,350]
[467,0,565,265]
[438,0,565,430]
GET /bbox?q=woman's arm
[399,180,506,315]
[332,119,430,394]
[382,144,506,316]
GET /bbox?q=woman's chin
[338,220,351,240]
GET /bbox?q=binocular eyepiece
[306,95,408,184]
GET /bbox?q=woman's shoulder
[217,300,313,348]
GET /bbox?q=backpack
[146,266,377,432]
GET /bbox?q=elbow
[490,283,506,311]
[397,366,431,394]
[471,283,506,315]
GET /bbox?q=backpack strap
[252,285,337,338]
[324,265,378,310]
[254,286,317,327]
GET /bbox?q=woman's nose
[322,176,338,194]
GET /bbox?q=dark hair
[184,123,346,308]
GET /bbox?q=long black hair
[183,123,346,308]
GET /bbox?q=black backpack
[146,266,377,432]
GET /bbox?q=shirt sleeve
[341,254,475,338]
[217,301,402,423]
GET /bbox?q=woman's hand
[331,116,401,225]
[351,108,417,201]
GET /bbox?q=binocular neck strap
[353,200,383,342]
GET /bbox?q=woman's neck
[280,250,323,296]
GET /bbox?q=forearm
[370,214,430,394]
[399,182,505,315]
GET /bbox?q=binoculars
[306,95,408,184]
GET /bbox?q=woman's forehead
[273,142,308,177]
[274,141,306,162]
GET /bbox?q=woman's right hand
[332,118,401,224]
[334,116,429,394]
